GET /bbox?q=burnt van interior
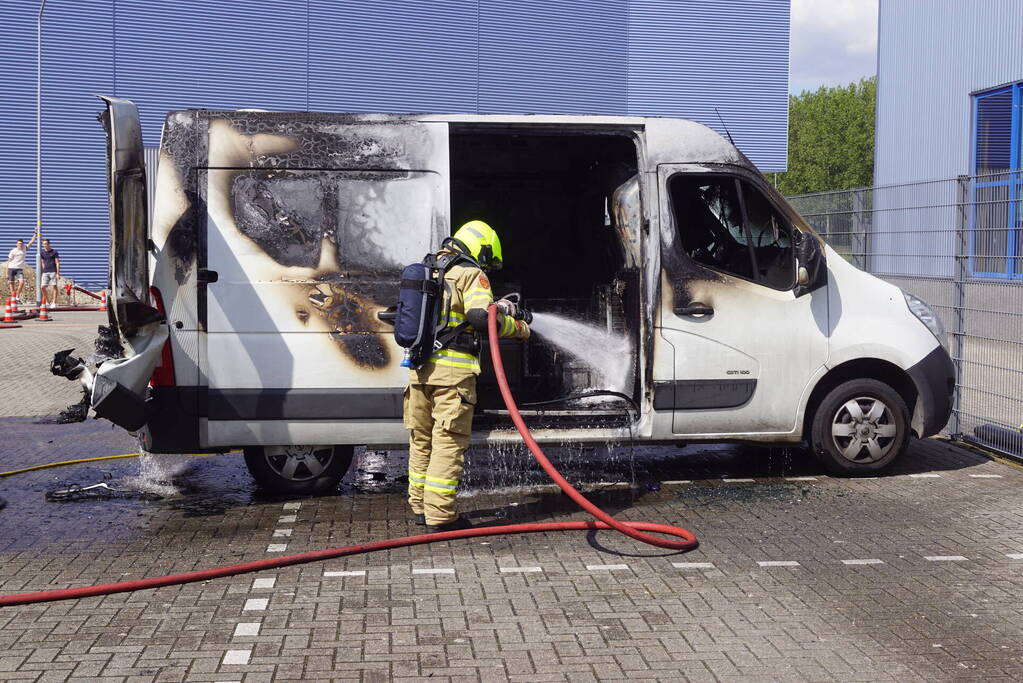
[448,129,641,425]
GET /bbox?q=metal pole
[951,174,970,438]
[36,0,47,305]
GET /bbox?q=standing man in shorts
[6,235,36,304]
[40,239,61,309]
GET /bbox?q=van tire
[810,379,910,476]
[243,445,355,494]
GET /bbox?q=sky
[789,0,879,94]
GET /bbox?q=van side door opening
[448,129,642,427]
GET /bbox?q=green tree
[776,76,876,195]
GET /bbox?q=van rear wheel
[810,379,910,476]
[243,445,354,494]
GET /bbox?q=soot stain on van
[156,111,203,284]
[231,172,327,268]
[304,282,394,368]
[331,333,390,369]
[212,112,427,170]
[660,247,723,307]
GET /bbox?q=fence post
[853,189,867,271]
[951,175,970,438]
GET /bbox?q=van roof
[179,109,750,168]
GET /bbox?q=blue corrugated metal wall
[627,0,790,166]
[41,2,114,289]
[310,0,480,112]
[1,0,789,288]
[479,0,628,115]
[0,3,38,261]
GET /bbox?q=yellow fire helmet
[449,220,503,271]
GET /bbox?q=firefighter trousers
[404,377,476,525]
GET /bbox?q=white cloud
[790,0,879,94]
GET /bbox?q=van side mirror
[793,231,826,296]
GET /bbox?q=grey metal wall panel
[309,0,479,113]
[627,0,790,172]
[478,0,628,115]
[876,0,1023,185]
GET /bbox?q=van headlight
[903,291,948,351]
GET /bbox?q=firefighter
[405,220,530,532]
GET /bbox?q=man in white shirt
[6,235,36,303]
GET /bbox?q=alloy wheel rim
[264,446,333,481]
[830,396,898,464]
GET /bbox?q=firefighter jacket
[410,258,529,386]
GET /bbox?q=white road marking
[412,568,455,575]
[234,623,260,637]
[842,559,884,565]
[969,474,1003,478]
[323,570,366,577]
[673,562,716,569]
[282,502,301,510]
[925,555,968,562]
[252,577,276,589]
[785,476,818,481]
[757,561,800,567]
[222,650,251,665]
[272,528,292,537]
[243,598,268,611]
[909,473,941,478]
[661,480,692,485]
[278,514,297,523]
[499,566,543,573]
[266,543,288,552]
[722,478,756,483]
[1006,553,1023,560]
[586,564,629,571]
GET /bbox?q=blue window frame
[970,83,1023,278]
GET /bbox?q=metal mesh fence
[788,171,1023,458]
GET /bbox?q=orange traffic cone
[99,290,108,311]
[2,297,14,323]
[37,297,51,321]
[9,295,18,314]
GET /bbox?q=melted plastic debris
[56,390,90,424]
[91,325,125,364]
[46,481,163,502]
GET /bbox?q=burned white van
[70,96,954,492]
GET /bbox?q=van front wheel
[243,445,355,494]
[810,379,910,476]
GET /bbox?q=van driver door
[654,164,829,437]
[200,116,449,448]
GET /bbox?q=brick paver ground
[1,414,1022,681]
[0,311,107,418]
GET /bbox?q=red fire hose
[0,306,696,607]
